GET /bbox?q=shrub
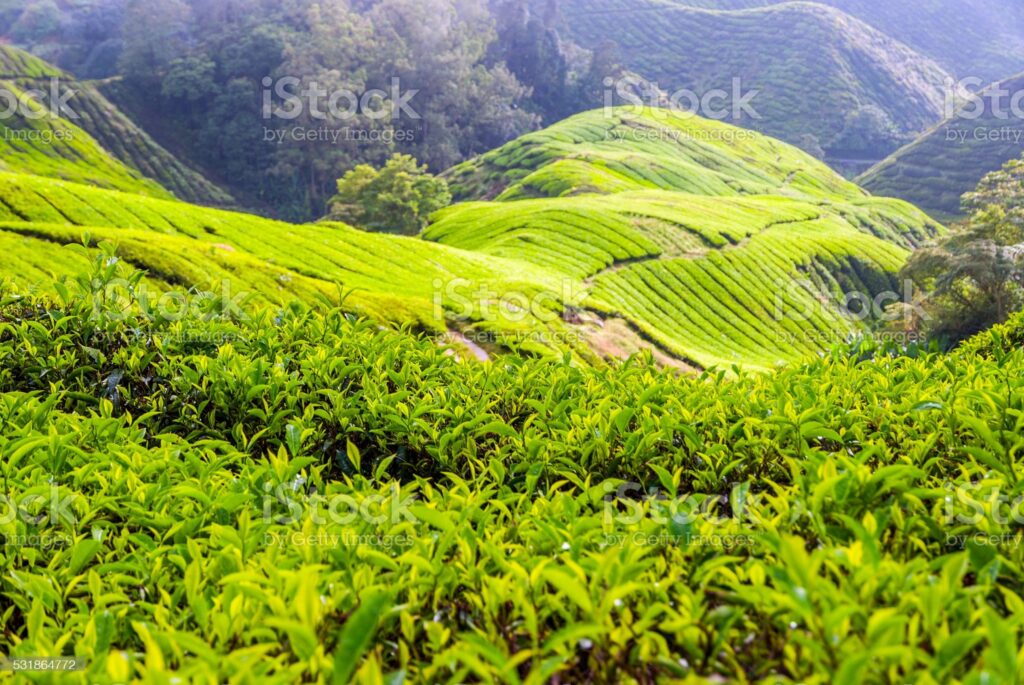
[328,154,452,235]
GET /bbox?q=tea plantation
[0,44,1018,680]
[524,0,954,149]
[0,107,945,370]
[0,46,233,206]
[568,0,1024,81]
[0,255,1022,683]
[859,73,1024,221]
[433,108,942,368]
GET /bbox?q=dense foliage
[1,257,1023,682]
[329,154,451,235]
[902,154,1024,343]
[0,0,624,221]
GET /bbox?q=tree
[328,153,451,234]
[828,105,904,157]
[364,0,537,169]
[162,55,217,101]
[118,0,192,86]
[901,155,1024,344]
[491,0,570,121]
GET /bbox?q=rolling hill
[605,0,1024,81]
[0,45,233,206]
[0,16,1021,685]
[435,107,941,368]
[0,99,942,370]
[858,73,1024,220]
[530,0,957,155]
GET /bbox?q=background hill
[858,73,1024,220]
[0,45,233,205]
[532,0,957,162]
[595,0,1024,81]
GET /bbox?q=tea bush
[0,258,1022,683]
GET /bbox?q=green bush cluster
[0,260,1023,683]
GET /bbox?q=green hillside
[608,0,1024,81]
[529,0,955,152]
[858,73,1024,220]
[2,35,1023,685]
[0,171,585,360]
[436,108,942,368]
[0,45,233,206]
[447,106,865,202]
[1,271,1022,682]
[0,49,170,197]
[0,97,945,371]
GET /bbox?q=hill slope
[0,46,233,206]
[532,0,956,154]
[0,95,942,369]
[435,108,942,369]
[614,0,1024,81]
[858,74,1024,220]
[0,170,581,358]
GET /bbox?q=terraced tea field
[0,171,586,359]
[527,0,955,150]
[0,46,232,206]
[434,108,942,368]
[0,105,944,370]
[447,107,864,202]
[859,73,1024,220]
[583,0,1024,80]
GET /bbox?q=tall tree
[118,0,192,86]
[902,156,1024,343]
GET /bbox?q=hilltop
[0,45,232,206]
[436,108,941,368]
[858,73,1024,220]
[608,0,1024,81]
[532,0,956,157]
